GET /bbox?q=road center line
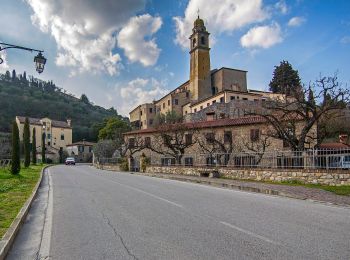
[220,221,280,246]
[88,171,184,209]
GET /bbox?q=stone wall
[146,166,350,186]
[94,163,121,172]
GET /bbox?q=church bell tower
[189,16,211,101]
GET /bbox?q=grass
[0,165,43,238]
[219,176,350,196]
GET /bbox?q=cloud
[0,51,10,73]
[340,36,350,44]
[118,77,170,115]
[26,0,145,75]
[117,14,162,66]
[240,22,283,49]
[288,16,306,27]
[275,0,288,14]
[173,0,268,49]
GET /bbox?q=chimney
[67,119,71,127]
[339,134,348,144]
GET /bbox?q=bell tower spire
[189,15,211,101]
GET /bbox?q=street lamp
[0,42,47,74]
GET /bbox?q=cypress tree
[32,128,37,164]
[41,133,46,163]
[23,117,30,167]
[11,121,20,174]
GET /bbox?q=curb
[136,173,350,208]
[0,165,50,260]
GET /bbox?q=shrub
[119,157,129,171]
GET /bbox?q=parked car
[329,155,350,169]
[65,157,76,165]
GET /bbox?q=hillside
[0,70,128,142]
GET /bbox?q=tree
[150,122,196,165]
[80,94,90,104]
[41,133,46,163]
[98,117,131,154]
[32,128,37,164]
[269,60,301,96]
[11,121,20,174]
[93,140,118,159]
[256,74,349,150]
[23,117,30,167]
[12,69,16,82]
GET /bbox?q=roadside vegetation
[0,165,43,238]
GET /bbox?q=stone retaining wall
[146,166,350,186]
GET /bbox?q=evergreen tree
[269,60,302,96]
[23,71,27,82]
[41,133,46,163]
[32,128,37,164]
[23,117,30,167]
[11,121,20,174]
[12,69,16,82]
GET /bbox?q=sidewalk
[137,172,350,207]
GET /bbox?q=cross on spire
[197,8,200,18]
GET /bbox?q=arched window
[201,36,205,45]
[192,38,196,47]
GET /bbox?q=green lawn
[0,165,43,238]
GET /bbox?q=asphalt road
[7,165,350,260]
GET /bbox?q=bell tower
[189,16,211,101]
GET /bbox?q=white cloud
[275,0,288,14]
[288,16,306,27]
[173,0,268,49]
[240,22,283,49]
[0,51,10,73]
[26,0,145,75]
[117,14,162,66]
[119,77,170,115]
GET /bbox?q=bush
[119,157,129,171]
[140,153,150,173]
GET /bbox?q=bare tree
[123,134,145,157]
[249,75,349,150]
[240,133,271,165]
[150,123,196,165]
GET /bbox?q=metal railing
[0,159,11,168]
[94,148,350,170]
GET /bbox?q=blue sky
[0,0,349,116]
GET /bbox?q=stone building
[129,16,285,129]
[16,116,72,162]
[66,140,95,163]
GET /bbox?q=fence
[96,148,350,170]
[0,159,11,168]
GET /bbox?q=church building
[129,16,282,129]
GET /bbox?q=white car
[65,157,76,165]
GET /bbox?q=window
[200,106,203,110]
[140,110,143,116]
[174,99,179,105]
[161,158,175,166]
[60,134,64,140]
[89,147,92,153]
[186,92,189,98]
[220,97,224,103]
[168,100,170,106]
[185,157,193,166]
[149,107,153,113]
[149,119,153,125]
[212,100,216,104]
[192,38,196,47]
[237,96,239,99]
[145,137,151,147]
[185,134,192,145]
[129,138,135,148]
[224,131,232,143]
[250,129,260,142]
[207,103,210,107]
[163,103,165,109]
[47,133,51,140]
[201,36,205,45]
[206,133,215,143]
[48,141,51,146]
[243,98,248,101]
[194,108,197,113]
[230,96,235,100]
[79,146,84,153]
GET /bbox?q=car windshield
[66,157,74,161]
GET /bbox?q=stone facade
[146,166,350,186]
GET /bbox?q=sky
[0,0,349,116]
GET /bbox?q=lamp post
[0,42,47,74]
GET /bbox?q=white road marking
[38,169,54,259]
[220,221,281,246]
[88,171,184,209]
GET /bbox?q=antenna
[197,8,200,18]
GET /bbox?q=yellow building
[16,116,72,161]
[129,16,284,129]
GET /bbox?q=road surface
[7,165,350,259]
